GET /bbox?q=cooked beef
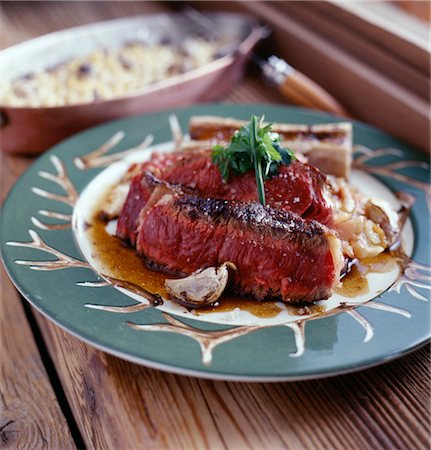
[117,153,186,244]
[117,149,333,245]
[116,171,152,246]
[135,185,343,303]
[160,150,333,223]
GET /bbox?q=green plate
[1,104,430,381]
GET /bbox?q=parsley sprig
[212,115,294,205]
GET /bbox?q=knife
[254,54,349,116]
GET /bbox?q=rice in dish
[1,38,224,107]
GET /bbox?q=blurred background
[1,1,430,152]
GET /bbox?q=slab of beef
[117,149,333,245]
[116,153,185,245]
[135,185,343,303]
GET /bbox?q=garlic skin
[165,262,237,308]
[365,198,400,247]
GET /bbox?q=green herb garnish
[211,115,295,205]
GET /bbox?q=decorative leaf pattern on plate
[6,118,430,366]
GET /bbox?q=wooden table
[1,2,429,449]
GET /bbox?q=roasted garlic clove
[165,262,236,308]
[365,198,400,247]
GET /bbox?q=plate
[1,104,430,381]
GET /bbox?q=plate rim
[3,257,429,382]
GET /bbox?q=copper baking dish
[0,13,263,154]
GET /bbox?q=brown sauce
[87,217,171,297]
[197,299,326,318]
[285,304,326,316]
[335,265,369,298]
[87,214,401,317]
[335,252,400,298]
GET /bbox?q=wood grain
[0,153,75,450]
[1,2,430,450]
[279,1,429,100]
[33,309,431,450]
[0,1,170,48]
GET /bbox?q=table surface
[1,2,429,449]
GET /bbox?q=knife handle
[279,70,350,117]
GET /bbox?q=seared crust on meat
[175,195,327,243]
[117,148,334,246]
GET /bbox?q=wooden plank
[395,1,431,23]
[275,1,429,99]
[32,309,431,450]
[0,0,172,48]
[324,1,430,73]
[0,153,76,450]
[33,307,431,450]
